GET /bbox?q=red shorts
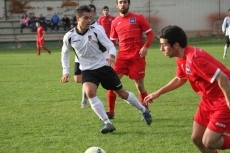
[194,96,230,133]
[36,39,44,46]
[113,57,146,80]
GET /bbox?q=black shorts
[74,62,82,75]
[82,66,123,91]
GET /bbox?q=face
[117,0,129,15]
[90,8,96,17]
[228,11,230,16]
[77,12,92,31]
[103,8,109,16]
[159,38,178,58]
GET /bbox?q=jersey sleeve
[222,17,227,33]
[138,14,152,33]
[192,56,220,83]
[95,26,116,56]
[110,20,118,41]
[61,33,71,74]
[176,58,187,79]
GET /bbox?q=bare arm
[144,77,187,103]
[216,71,230,108]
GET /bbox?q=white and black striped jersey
[222,16,230,36]
[61,23,116,74]
[74,21,107,63]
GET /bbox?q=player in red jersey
[36,21,51,55]
[98,6,115,38]
[144,25,230,153]
[106,0,154,119]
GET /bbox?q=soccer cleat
[100,123,116,134]
[223,54,227,59]
[81,101,87,108]
[48,51,51,55]
[106,112,114,119]
[142,104,152,125]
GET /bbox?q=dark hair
[228,9,230,12]
[103,6,109,10]
[116,0,130,4]
[159,25,187,48]
[75,5,91,17]
[88,4,96,12]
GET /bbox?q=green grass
[1,40,230,153]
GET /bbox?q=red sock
[139,91,148,103]
[221,135,230,149]
[139,91,149,109]
[37,47,40,55]
[107,90,116,115]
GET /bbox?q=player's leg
[41,42,51,54]
[36,41,41,55]
[101,66,152,125]
[106,73,124,118]
[74,62,88,108]
[82,69,115,134]
[106,58,127,118]
[129,58,148,108]
[192,121,219,153]
[223,35,230,59]
[202,108,230,151]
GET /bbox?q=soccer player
[98,6,116,38]
[60,5,152,134]
[222,9,230,59]
[144,25,230,152]
[36,21,51,55]
[74,4,101,108]
[107,0,154,119]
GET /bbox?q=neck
[177,48,185,58]
[120,12,129,17]
[76,25,87,34]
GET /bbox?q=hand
[139,47,148,57]
[143,92,160,104]
[60,74,70,83]
[106,54,115,67]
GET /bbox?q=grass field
[1,40,230,153]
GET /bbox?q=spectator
[20,13,29,33]
[98,6,115,38]
[50,12,60,32]
[71,15,77,28]
[38,13,47,31]
[62,15,70,31]
[28,13,37,32]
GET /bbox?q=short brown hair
[75,5,91,17]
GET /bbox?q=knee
[191,134,203,147]
[115,90,128,99]
[202,139,217,150]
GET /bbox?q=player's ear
[173,42,180,49]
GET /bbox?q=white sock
[224,45,228,56]
[82,86,88,102]
[124,92,146,113]
[88,96,111,124]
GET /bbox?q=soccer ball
[84,146,106,153]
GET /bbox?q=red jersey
[110,12,152,59]
[176,46,230,99]
[98,15,115,38]
[37,26,44,40]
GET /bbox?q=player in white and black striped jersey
[222,9,230,59]
[60,5,152,134]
